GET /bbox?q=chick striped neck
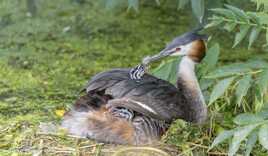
[177,56,207,123]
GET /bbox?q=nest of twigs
[0,121,179,156]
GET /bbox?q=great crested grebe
[62,30,207,145]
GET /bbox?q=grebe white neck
[177,56,207,123]
[178,56,196,81]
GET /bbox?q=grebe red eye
[176,47,181,51]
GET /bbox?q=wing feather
[84,68,183,122]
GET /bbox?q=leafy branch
[204,3,268,155]
[209,109,268,156]
[206,4,268,48]
[207,59,268,111]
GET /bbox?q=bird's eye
[175,47,181,51]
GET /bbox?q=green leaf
[168,59,180,84]
[256,12,268,25]
[228,124,260,156]
[152,58,180,84]
[127,0,139,12]
[209,130,234,150]
[225,4,249,22]
[257,107,268,119]
[233,113,264,125]
[209,77,235,105]
[177,0,189,10]
[244,59,268,69]
[152,61,172,81]
[203,43,220,70]
[205,20,223,29]
[206,63,251,79]
[223,23,237,32]
[257,69,268,94]
[245,130,258,156]
[233,25,250,48]
[235,75,252,107]
[247,12,261,25]
[191,0,205,23]
[248,27,261,49]
[210,8,236,19]
[258,124,268,150]
[201,43,220,75]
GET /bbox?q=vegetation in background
[205,1,268,155]
[0,0,268,155]
[151,0,268,155]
